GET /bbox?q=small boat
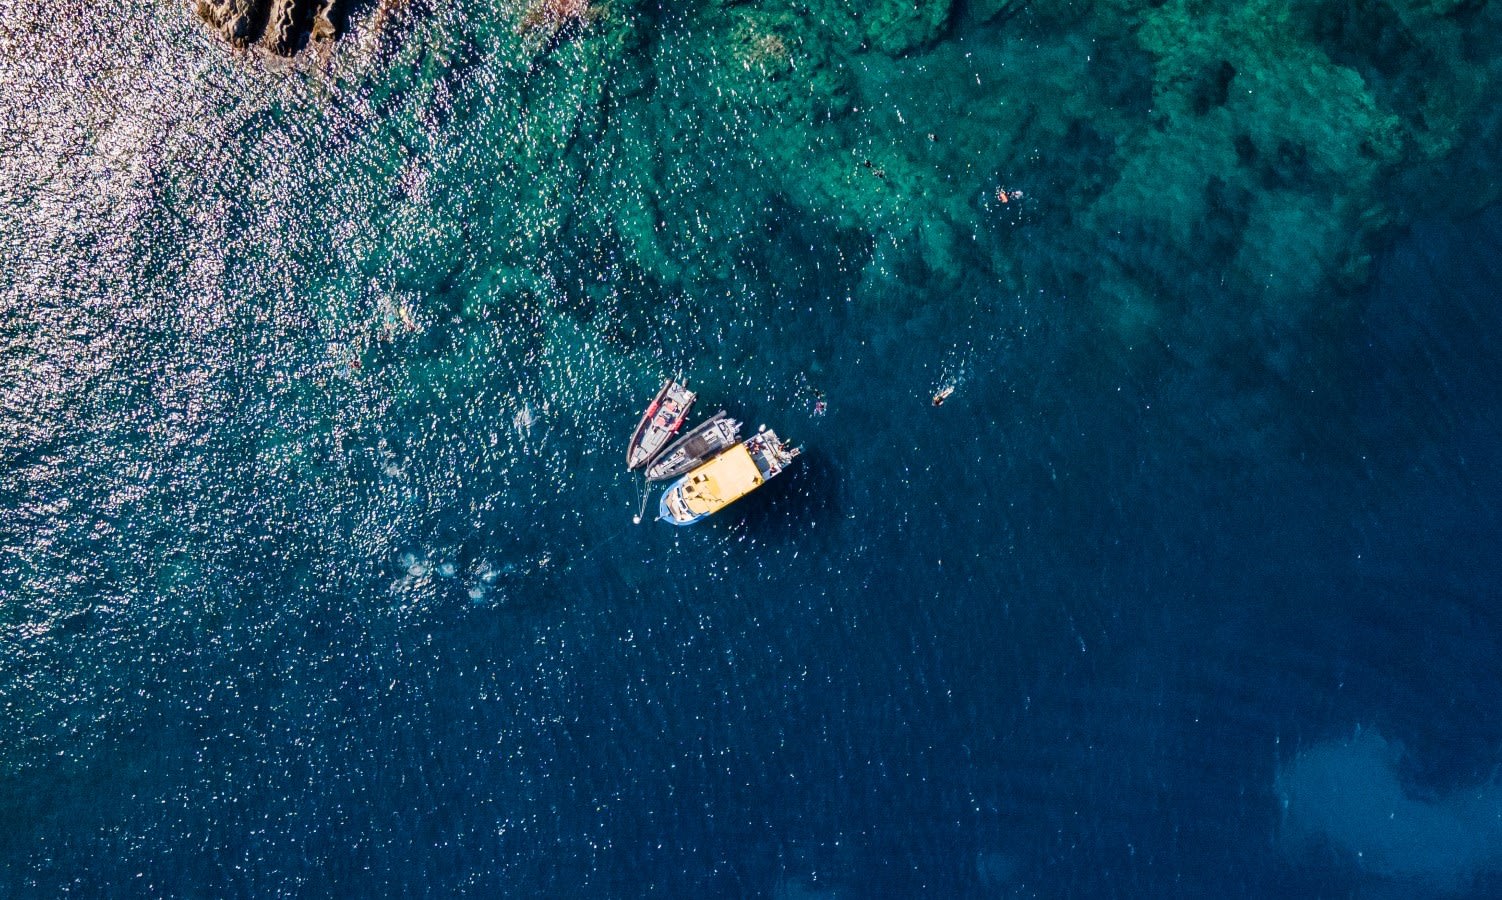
[644,411,742,482]
[627,375,696,470]
[658,427,799,526]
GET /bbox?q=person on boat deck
[655,398,679,426]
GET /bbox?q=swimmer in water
[932,384,955,407]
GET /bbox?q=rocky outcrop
[195,0,344,56]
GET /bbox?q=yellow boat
[658,428,799,525]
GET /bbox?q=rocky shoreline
[195,0,344,56]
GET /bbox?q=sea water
[4,0,1502,895]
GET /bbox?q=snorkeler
[932,385,955,407]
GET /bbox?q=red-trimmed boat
[626,375,696,470]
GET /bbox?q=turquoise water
[5,0,1502,894]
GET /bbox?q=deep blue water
[5,1,1502,896]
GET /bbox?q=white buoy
[633,516,642,525]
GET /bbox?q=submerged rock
[519,0,595,37]
[863,0,953,55]
[195,0,344,56]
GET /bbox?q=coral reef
[253,0,1502,388]
[551,0,1502,356]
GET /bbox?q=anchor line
[634,477,653,524]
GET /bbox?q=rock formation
[195,0,343,56]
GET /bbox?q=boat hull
[645,411,742,482]
[626,376,695,470]
[656,428,799,526]
[658,485,706,526]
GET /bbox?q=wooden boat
[626,375,696,470]
[658,427,799,526]
[644,411,742,482]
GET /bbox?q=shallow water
[4,0,1502,895]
